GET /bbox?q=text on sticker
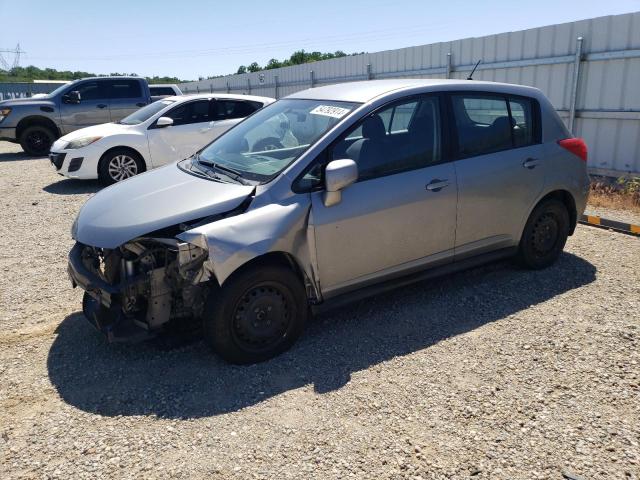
[309,105,351,118]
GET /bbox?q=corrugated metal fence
[181,12,640,177]
[0,82,63,101]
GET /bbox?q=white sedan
[49,93,275,185]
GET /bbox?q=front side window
[165,100,211,126]
[74,81,105,101]
[108,80,142,99]
[452,93,538,157]
[331,96,441,181]
[120,99,174,125]
[183,99,359,183]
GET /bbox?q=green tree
[247,62,262,72]
[236,65,247,74]
[264,58,282,70]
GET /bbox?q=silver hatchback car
[68,79,589,363]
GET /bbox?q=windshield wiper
[197,157,251,185]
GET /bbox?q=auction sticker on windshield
[310,105,352,118]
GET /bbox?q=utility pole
[0,43,25,70]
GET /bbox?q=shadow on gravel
[0,151,42,162]
[47,252,595,419]
[43,178,101,195]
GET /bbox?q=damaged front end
[68,238,213,342]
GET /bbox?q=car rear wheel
[517,199,570,269]
[98,148,145,185]
[203,264,308,364]
[19,125,56,156]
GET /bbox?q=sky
[1,0,639,80]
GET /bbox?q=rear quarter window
[451,93,540,158]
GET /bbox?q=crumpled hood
[73,163,254,248]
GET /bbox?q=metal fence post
[247,78,251,94]
[226,81,230,93]
[568,36,584,134]
[366,63,373,80]
[310,70,315,88]
[275,75,279,99]
[446,53,452,79]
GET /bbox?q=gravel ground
[1,141,639,480]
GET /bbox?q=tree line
[0,49,366,83]
[234,49,364,74]
[0,65,184,84]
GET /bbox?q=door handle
[523,158,540,169]
[425,179,449,192]
[136,102,147,107]
[97,104,107,109]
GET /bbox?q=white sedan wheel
[108,154,139,182]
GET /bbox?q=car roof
[286,79,541,103]
[165,93,275,103]
[78,76,145,81]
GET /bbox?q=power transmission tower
[0,44,25,70]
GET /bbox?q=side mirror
[63,90,81,104]
[323,159,358,207]
[156,116,174,128]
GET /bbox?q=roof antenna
[467,59,481,80]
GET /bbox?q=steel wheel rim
[231,282,292,353]
[108,155,138,182]
[531,213,559,256]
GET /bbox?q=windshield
[191,99,359,183]
[46,79,80,98]
[119,100,174,125]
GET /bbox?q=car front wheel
[19,125,56,156]
[98,148,145,185]
[517,198,570,269]
[203,264,308,364]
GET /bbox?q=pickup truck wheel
[517,199,570,269]
[19,125,55,156]
[98,149,145,186]
[204,265,308,364]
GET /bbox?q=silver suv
[68,79,589,364]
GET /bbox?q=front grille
[49,152,66,170]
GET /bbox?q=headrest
[491,116,516,129]
[362,115,386,139]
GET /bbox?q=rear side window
[451,93,538,158]
[165,100,210,125]
[149,86,176,96]
[108,80,143,99]
[211,100,261,120]
[509,97,534,147]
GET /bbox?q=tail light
[558,138,588,162]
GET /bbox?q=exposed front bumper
[68,243,154,343]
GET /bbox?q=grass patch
[588,176,640,213]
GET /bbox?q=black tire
[98,148,145,186]
[517,199,570,269]
[203,264,308,364]
[19,125,56,156]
